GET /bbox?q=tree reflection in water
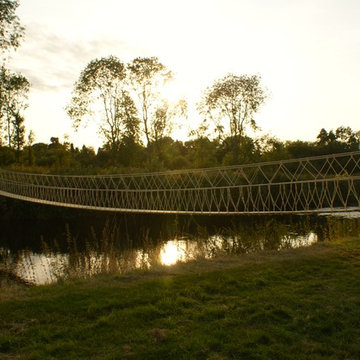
[1,213,360,285]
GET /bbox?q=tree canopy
[200,74,266,140]
[68,56,180,163]
[67,56,140,151]
[128,57,173,146]
[0,0,29,152]
[0,0,24,55]
[0,66,29,147]
[199,74,266,164]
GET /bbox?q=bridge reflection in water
[0,151,360,214]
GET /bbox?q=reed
[1,236,360,359]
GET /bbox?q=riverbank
[1,237,360,359]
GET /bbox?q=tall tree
[11,110,24,159]
[316,128,329,146]
[26,129,35,165]
[150,99,187,163]
[0,0,24,56]
[67,56,140,151]
[317,126,360,152]
[199,74,266,163]
[128,57,172,147]
[0,0,29,148]
[335,126,358,146]
[0,66,29,146]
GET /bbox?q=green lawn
[1,238,360,359]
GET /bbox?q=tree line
[0,126,359,174]
[0,0,359,175]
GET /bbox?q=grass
[1,237,360,359]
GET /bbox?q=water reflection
[1,213,360,285]
[160,240,195,266]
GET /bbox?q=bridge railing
[0,151,360,214]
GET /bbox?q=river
[1,202,360,285]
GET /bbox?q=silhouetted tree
[256,134,288,161]
[75,145,96,168]
[128,57,172,147]
[150,99,187,163]
[0,145,15,165]
[220,135,260,165]
[316,128,329,146]
[11,111,25,160]
[316,126,360,154]
[199,74,266,164]
[0,67,29,146]
[25,129,35,165]
[67,56,140,151]
[285,140,316,158]
[335,126,358,147]
[0,0,24,55]
[185,137,219,168]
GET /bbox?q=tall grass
[2,214,360,285]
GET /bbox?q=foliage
[285,140,317,159]
[0,2,29,148]
[200,73,266,139]
[256,135,289,162]
[199,73,266,164]
[0,66,29,146]
[184,137,219,168]
[64,57,360,171]
[0,0,24,56]
[67,56,186,164]
[128,57,173,147]
[316,126,360,153]
[0,144,15,165]
[11,111,25,159]
[67,56,140,151]
[219,135,260,165]
[1,123,359,173]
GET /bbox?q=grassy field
[1,237,360,359]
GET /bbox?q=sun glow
[159,240,191,266]
[8,0,360,148]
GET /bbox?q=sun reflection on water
[4,211,360,286]
[159,240,191,266]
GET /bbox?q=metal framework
[0,151,360,214]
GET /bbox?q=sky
[7,0,360,149]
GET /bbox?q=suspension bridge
[0,151,359,215]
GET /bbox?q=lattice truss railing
[0,151,360,214]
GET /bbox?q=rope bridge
[0,151,360,214]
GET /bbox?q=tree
[335,126,358,147]
[74,145,96,168]
[153,99,187,143]
[316,126,360,153]
[67,56,140,151]
[316,128,329,146]
[285,140,316,158]
[185,137,219,168]
[128,57,172,147]
[316,128,336,146]
[0,0,24,56]
[0,1,29,148]
[11,111,25,160]
[256,134,288,161]
[25,129,35,165]
[0,66,29,146]
[199,73,266,164]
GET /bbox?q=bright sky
[8,0,360,149]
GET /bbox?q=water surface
[1,209,360,285]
